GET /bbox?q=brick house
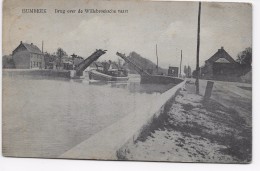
[200,47,240,81]
[12,41,45,69]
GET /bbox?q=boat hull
[89,70,129,81]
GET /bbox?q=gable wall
[13,44,27,55]
[13,51,31,69]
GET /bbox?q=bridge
[116,52,183,84]
[75,49,107,76]
[116,52,150,76]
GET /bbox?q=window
[33,61,35,67]
[31,61,33,68]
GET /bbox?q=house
[93,61,104,71]
[109,61,122,70]
[12,41,45,69]
[200,47,240,81]
[168,66,179,77]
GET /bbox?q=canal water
[3,73,175,158]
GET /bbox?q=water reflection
[110,82,128,89]
[88,80,175,94]
[3,73,175,158]
[5,73,175,94]
[128,82,175,94]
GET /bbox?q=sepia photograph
[2,0,252,164]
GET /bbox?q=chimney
[218,46,224,52]
[20,41,22,44]
[31,43,33,45]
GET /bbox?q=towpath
[120,80,252,163]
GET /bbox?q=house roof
[22,43,42,54]
[110,62,120,69]
[13,41,43,55]
[94,61,103,67]
[206,47,236,64]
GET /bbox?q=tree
[56,48,67,59]
[2,55,15,69]
[56,48,67,69]
[44,52,57,69]
[183,65,192,78]
[184,65,188,76]
[237,47,252,67]
[187,66,192,78]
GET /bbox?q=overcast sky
[3,0,252,71]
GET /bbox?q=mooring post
[204,81,214,100]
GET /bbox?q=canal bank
[118,81,252,163]
[3,69,71,78]
[60,79,185,160]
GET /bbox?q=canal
[2,73,175,158]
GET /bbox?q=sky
[3,0,252,72]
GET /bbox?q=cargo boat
[89,69,129,82]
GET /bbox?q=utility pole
[41,41,44,69]
[179,50,182,78]
[156,44,159,73]
[42,40,44,53]
[195,2,201,94]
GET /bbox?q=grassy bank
[118,83,252,163]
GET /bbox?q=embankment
[3,69,71,78]
[118,84,252,163]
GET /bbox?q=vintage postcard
[2,0,252,163]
